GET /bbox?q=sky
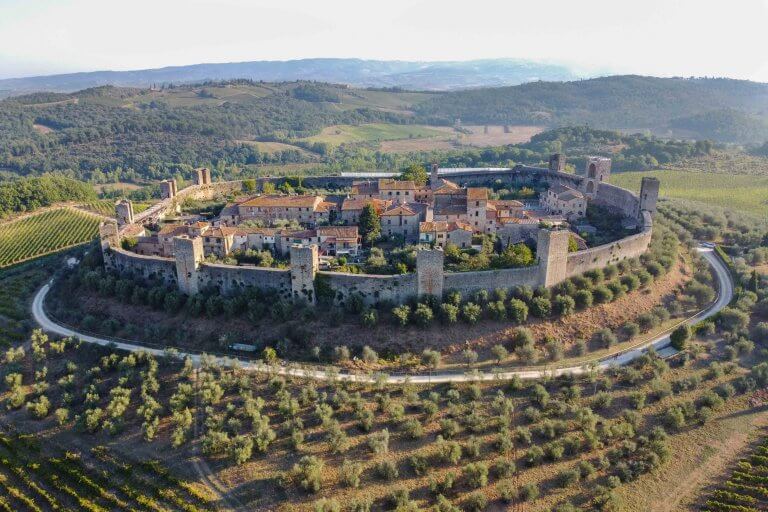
[1,0,767,81]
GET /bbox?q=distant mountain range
[0,58,579,97]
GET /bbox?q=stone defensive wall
[103,166,657,306]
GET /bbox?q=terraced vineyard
[702,435,768,512]
[0,432,217,512]
[0,208,100,268]
[76,200,116,217]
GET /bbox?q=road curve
[31,246,733,384]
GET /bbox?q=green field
[0,208,100,267]
[300,123,447,146]
[612,170,768,215]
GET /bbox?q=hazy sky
[1,0,767,80]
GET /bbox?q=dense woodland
[0,175,96,217]
[415,76,768,130]
[0,77,717,186]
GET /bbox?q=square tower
[537,228,570,288]
[115,199,134,225]
[416,248,444,299]
[160,179,177,199]
[98,221,119,269]
[581,156,611,199]
[430,163,440,190]
[174,236,204,295]
[548,153,566,172]
[195,167,211,186]
[290,244,319,304]
[639,176,660,217]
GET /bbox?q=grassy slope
[0,208,100,268]
[300,123,447,146]
[611,170,768,216]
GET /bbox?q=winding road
[31,246,733,384]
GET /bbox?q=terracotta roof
[316,201,337,212]
[281,229,317,239]
[549,184,584,201]
[434,204,467,216]
[381,204,418,216]
[378,179,419,190]
[121,224,146,237]
[466,188,489,201]
[157,223,187,236]
[490,199,524,209]
[498,217,539,225]
[341,197,391,212]
[351,181,379,194]
[420,221,473,233]
[235,227,278,236]
[203,227,235,238]
[317,226,359,239]
[239,194,322,208]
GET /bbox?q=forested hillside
[415,76,768,136]
[0,175,96,217]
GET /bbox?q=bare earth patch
[67,255,688,370]
[32,123,54,134]
[379,125,544,153]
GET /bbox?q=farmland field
[0,208,101,268]
[299,123,448,146]
[611,170,768,216]
[0,432,216,512]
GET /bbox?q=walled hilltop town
[98,155,659,306]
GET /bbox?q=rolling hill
[0,58,578,97]
[415,75,768,137]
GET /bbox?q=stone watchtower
[430,163,441,190]
[115,199,134,226]
[416,248,444,299]
[98,221,119,270]
[195,168,212,186]
[160,179,177,199]
[174,236,204,295]
[548,153,566,172]
[290,244,319,304]
[639,176,660,217]
[581,156,611,199]
[537,228,570,288]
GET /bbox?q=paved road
[31,246,732,384]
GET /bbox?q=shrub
[392,305,410,326]
[462,462,489,488]
[361,345,378,363]
[462,349,479,366]
[491,344,508,363]
[525,446,544,466]
[314,499,341,512]
[623,322,640,338]
[440,303,459,324]
[422,349,441,369]
[360,309,378,327]
[413,303,435,327]
[486,300,506,321]
[462,303,482,324]
[544,338,564,361]
[553,294,576,316]
[292,456,324,493]
[403,419,424,439]
[340,459,363,488]
[440,419,461,439]
[592,285,613,304]
[375,460,398,480]
[507,298,529,324]
[637,312,659,331]
[558,468,581,488]
[593,392,613,410]
[368,429,390,454]
[592,328,617,348]
[463,493,488,512]
[520,483,540,501]
[574,289,593,309]
[333,345,351,362]
[530,297,552,318]
[670,324,691,350]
